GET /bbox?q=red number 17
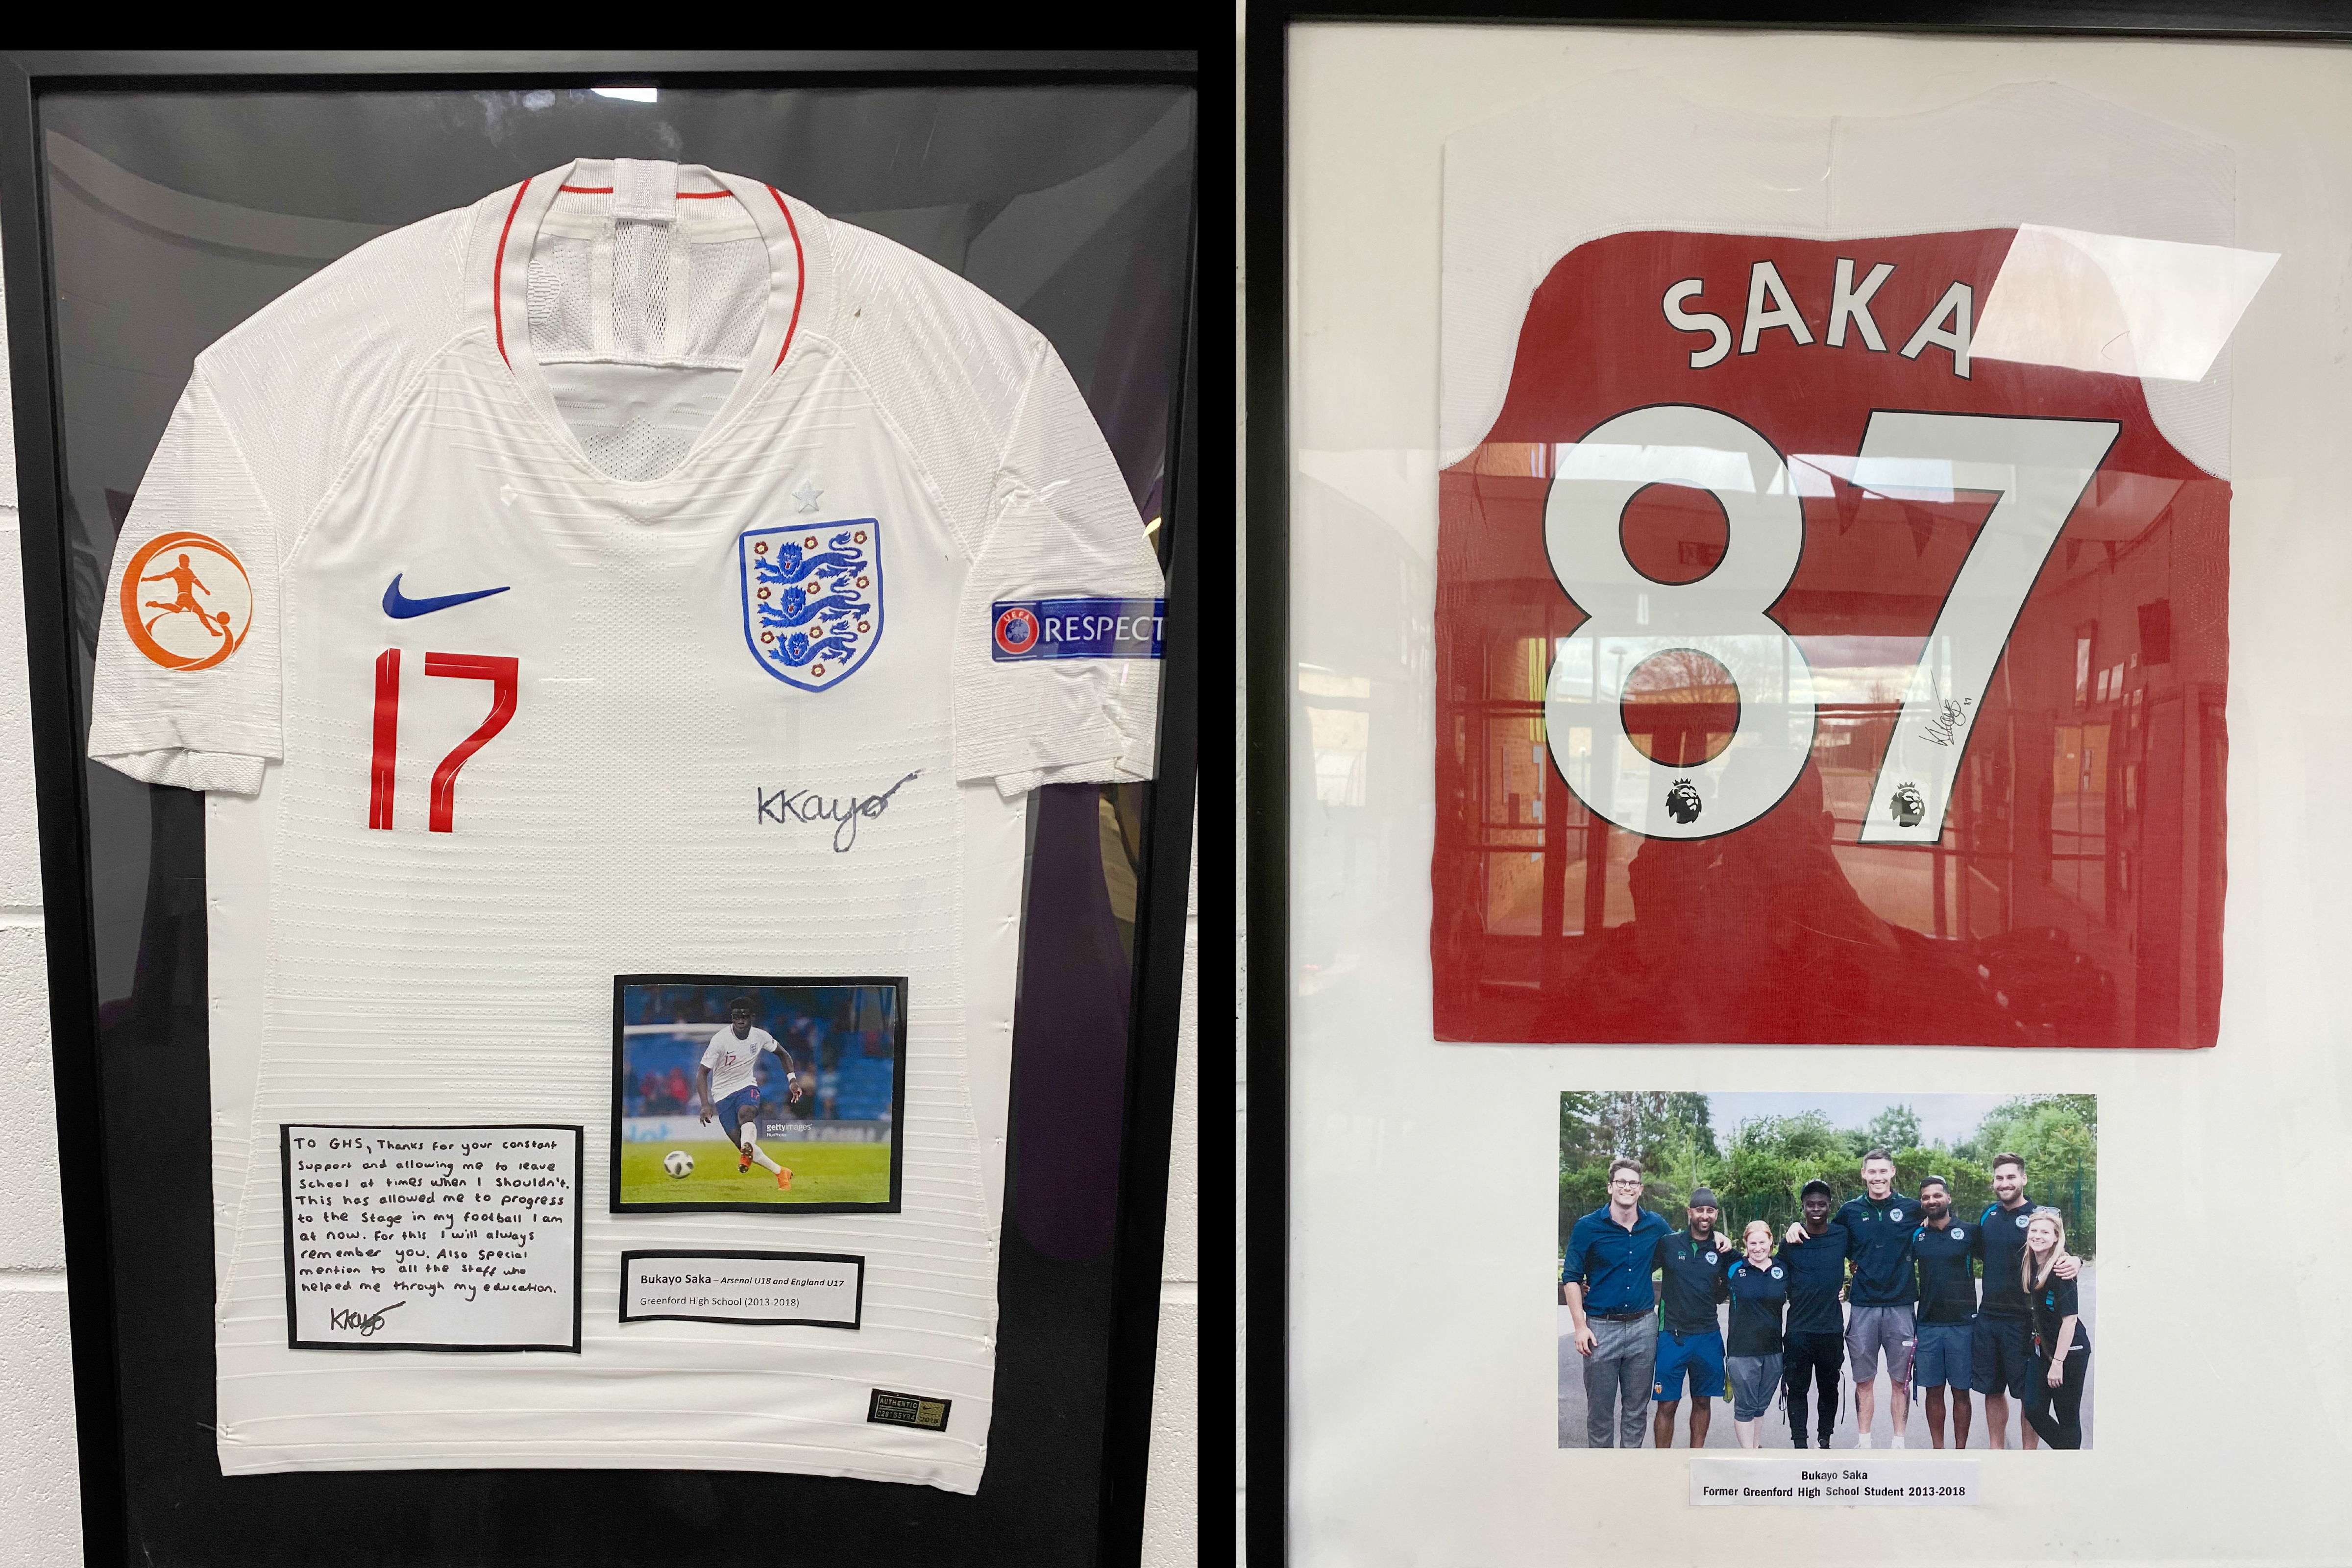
[367,650,518,833]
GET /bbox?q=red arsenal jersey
[1434,229,2224,1048]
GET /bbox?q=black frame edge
[2,49,1199,82]
[1095,90,1204,1568]
[1189,38,1243,1568]
[0,49,130,1568]
[1241,8,1289,1567]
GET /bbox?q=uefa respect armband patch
[989,597,1164,661]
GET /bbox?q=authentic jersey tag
[867,1388,952,1432]
[990,597,1164,661]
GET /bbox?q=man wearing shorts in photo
[1910,1176,1977,1449]
[697,995,802,1188]
[1562,1158,1668,1447]
[1969,1152,2078,1448]
[1650,1186,1735,1448]
[1826,1149,1915,1448]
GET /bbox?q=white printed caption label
[1690,1457,1979,1507]
[281,1125,581,1351]
[619,1250,864,1328]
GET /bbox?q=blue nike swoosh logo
[383,575,512,618]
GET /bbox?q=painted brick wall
[0,258,85,1568]
[1144,833,1199,1566]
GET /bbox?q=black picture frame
[0,48,1201,1568]
[608,973,910,1217]
[1244,7,2349,1563]
[278,1123,587,1354]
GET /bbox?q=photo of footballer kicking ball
[1558,1091,2096,1451]
[611,975,906,1215]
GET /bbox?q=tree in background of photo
[1863,1102,1921,1152]
[1960,1093,2098,1257]
[1557,1091,1717,1248]
[1558,1093,2096,1263]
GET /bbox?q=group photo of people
[1556,1091,2097,1451]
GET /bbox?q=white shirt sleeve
[699,1031,726,1069]
[88,372,284,794]
[85,207,469,797]
[952,342,1165,796]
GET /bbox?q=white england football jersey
[702,1026,780,1102]
[86,158,1162,1489]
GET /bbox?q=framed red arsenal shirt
[1432,80,2271,1049]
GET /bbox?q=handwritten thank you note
[281,1125,582,1351]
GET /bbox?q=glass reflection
[1438,432,2224,1048]
[39,81,1193,1565]
[1973,225,2278,383]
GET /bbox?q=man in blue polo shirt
[1651,1186,1735,1448]
[1563,1158,1670,1447]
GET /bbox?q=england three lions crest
[737,520,883,692]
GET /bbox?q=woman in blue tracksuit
[1723,1220,1790,1448]
[2021,1207,2091,1449]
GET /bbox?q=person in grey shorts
[1561,1158,1669,1447]
[1723,1221,1789,1447]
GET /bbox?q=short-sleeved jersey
[1834,1192,1920,1307]
[1653,1229,1735,1335]
[1972,1197,2044,1321]
[87,159,1163,1492]
[1724,1257,1789,1357]
[701,1026,783,1102]
[2030,1270,2090,1354]
[1779,1223,1853,1336]
[1910,1220,1979,1324]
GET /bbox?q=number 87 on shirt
[1433,228,2235,1049]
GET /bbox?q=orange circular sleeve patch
[120,531,253,671]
